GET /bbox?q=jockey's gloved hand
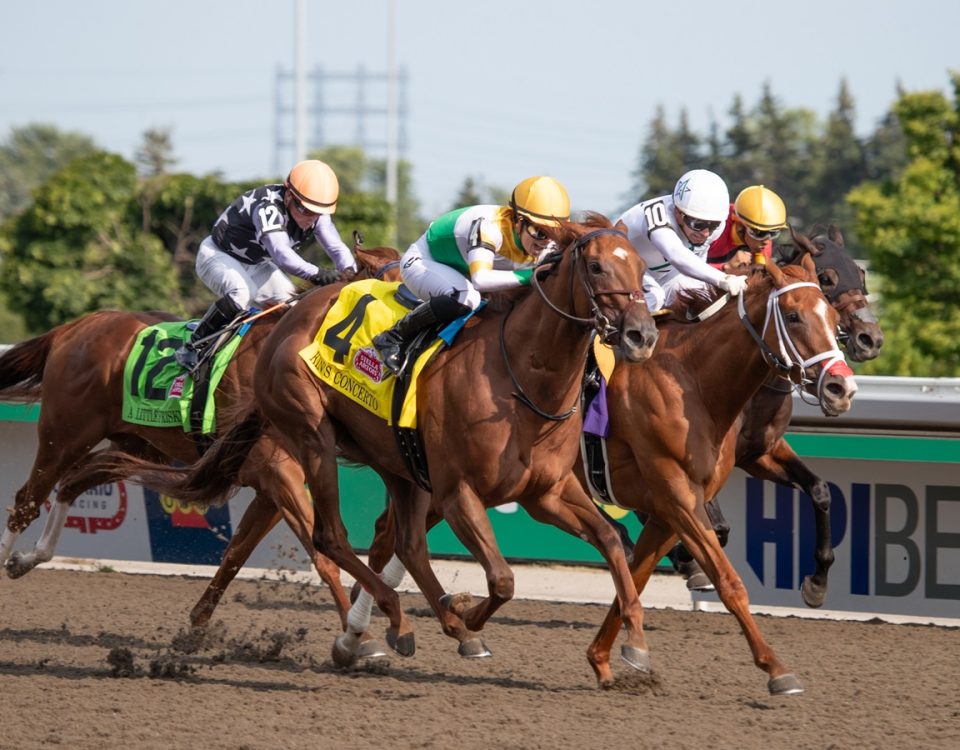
[310,268,342,286]
[718,274,748,296]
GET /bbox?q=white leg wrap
[26,501,70,566]
[347,590,374,634]
[0,528,17,567]
[346,555,407,634]
[380,555,406,588]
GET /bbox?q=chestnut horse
[664,226,883,605]
[0,246,399,640]
[90,214,660,668]
[584,253,857,695]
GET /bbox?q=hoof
[358,639,388,659]
[458,638,492,659]
[385,629,416,657]
[620,645,651,673]
[439,592,474,617]
[768,673,804,696]
[4,553,33,579]
[800,576,826,608]
[686,571,715,592]
[331,634,359,668]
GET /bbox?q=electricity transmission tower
[273,65,409,174]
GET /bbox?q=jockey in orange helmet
[175,159,356,370]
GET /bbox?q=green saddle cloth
[121,321,243,434]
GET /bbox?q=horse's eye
[818,273,834,286]
[785,311,801,323]
[588,261,603,274]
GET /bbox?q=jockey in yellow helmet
[373,176,571,375]
[708,185,789,272]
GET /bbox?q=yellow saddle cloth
[298,279,445,428]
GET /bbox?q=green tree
[0,151,182,332]
[848,74,960,375]
[135,127,178,177]
[0,123,98,221]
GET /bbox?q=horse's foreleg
[386,481,488,657]
[443,501,512,631]
[586,516,676,687]
[4,436,106,577]
[525,476,645,657]
[4,500,71,578]
[671,505,804,696]
[741,439,833,608]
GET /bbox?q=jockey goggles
[745,226,781,241]
[290,195,319,217]
[520,219,550,242]
[680,213,721,233]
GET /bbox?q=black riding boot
[174,295,244,370]
[373,296,470,375]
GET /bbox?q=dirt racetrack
[0,568,957,750]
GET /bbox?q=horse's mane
[664,269,785,323]
[576,211,615,231]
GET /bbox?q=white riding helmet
[672,169,729,221]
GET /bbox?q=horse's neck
[504,289,593,405]
[669,296,776,427]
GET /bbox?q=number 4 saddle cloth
[299,278,470,428]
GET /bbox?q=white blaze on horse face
[613,247,630,261]
[814,298,841,350]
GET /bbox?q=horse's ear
[614,219,628,234]
[789,225,820,259]
[800,251,817,278]
[828,224,845,247]
[765,257,786,288]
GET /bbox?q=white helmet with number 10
[672,169,729,221]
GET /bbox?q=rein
[502,226,642,421]
[737,281,846,405]
[530,228,644,342]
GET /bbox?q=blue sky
[3,0,957,218]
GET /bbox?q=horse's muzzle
[620,309,659,363]
[819,361,858,416]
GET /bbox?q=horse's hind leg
[742,439,834,608]
[586,516,677,687]
[190,492,281,628]
[296,433,411,666]
[671,505,804,696]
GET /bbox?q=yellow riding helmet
[509,176,570,227]
[734,185,787,231]
[285,160,340,214]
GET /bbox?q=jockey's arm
[258,227,321,282]
[313,214,358,274]
[649,228,728,287]
[467,245,532,292]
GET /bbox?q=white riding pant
[656,272,709,307]
[195,235,298,309]
[399,238,483,310]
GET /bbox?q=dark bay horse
[676,226,884,606]
[0,246,400,638]
[89,214,660,668]
[584,254,857,695]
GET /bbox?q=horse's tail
[0,323,79,401]
[68,410,266,508]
